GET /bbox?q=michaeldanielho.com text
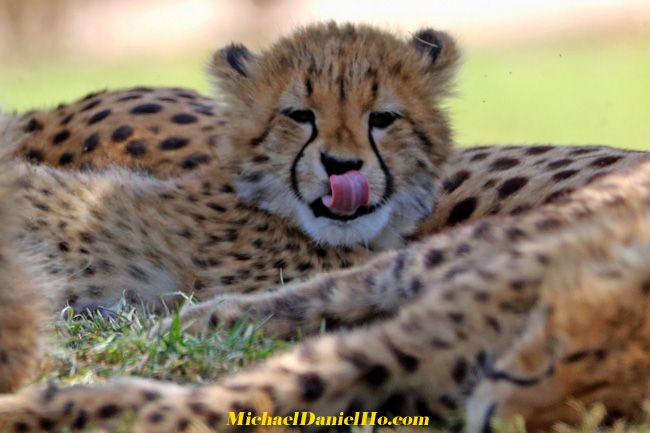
[228,411,430,427]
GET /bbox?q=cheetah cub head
[212,22,459,248]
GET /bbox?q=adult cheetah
[1,155,650,433]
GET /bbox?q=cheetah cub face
[213,22,459,247]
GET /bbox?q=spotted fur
[0,22,649,432]
[2,160,650,432]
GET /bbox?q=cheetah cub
[0,22,458,391]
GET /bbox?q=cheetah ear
[411,29,460,84]
[210,43,257,80]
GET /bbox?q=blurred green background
[0,0,649,149]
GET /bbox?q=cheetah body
[0,22,649,432]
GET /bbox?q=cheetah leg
[157,250,407,336]
[159,163,650,339]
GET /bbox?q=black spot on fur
[249,125,271,147]
[159,137,189,150]
[242,171,263,183]
[547,158,573,169]
[72,410,89,429]
[489,157,519,171]
[413,128,434,148]
[80,100,101,112]
[485,316,501,332]
[13,421,30,432]
[392,252,406,280]
[111,125,134,142]
[147,412,165,423]
[451,358,468,384]
[591,155,622,167]
[60,113,74,125]
[471,152,489,161]
[58,152,74,165]
[97,404,121,418]
[82,133,100,152]
[193,104,215,116]
[448,312,464,324]
[125,140,148,156]
[378,393,406,415]
[117,94,142,102]
[297,373,326,401]
[641,281,650,295]
[251,154,270,164]
[362,364,390,386]
[220,275,236,285]
[563,350,591,363]
[536,217,561,231]
[175,91,197,99]
[447,197,477,225]
[171,113,198,124]
[570,147,598,155]
[525,145,553,155]
[498,177,528,198]
[26,149,45,163]
[24,117,44,132]
[443,170,471,193]
[38,419,55,430]
[425,249,444,268]
[52,129,70,145]
[181,153,211,169]
[544,188,573,204]
[439,394,458,410]
[130,103,163,114]
[384,337,419,372]
[88,109,112,124]
[552,169,579,181]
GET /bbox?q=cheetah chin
[295,198,395,247]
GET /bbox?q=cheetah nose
[320,153,363,176]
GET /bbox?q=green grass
[1,35,648,149]
[454,36,650,150]
[35,306,650,433]
[39,305,289,386]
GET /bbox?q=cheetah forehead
[213,22,459,106]
[261,25,433,87]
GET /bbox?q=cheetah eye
[282,108,315,124]
[369,111,401,129]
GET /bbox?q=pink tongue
[322,170,370,216]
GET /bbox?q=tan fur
[0,176,51,393]
[10,88,225,177]
[0,22,650,432]
[2,160,650,432]
[0,23,461,393]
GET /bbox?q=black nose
[320,153,363,176]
